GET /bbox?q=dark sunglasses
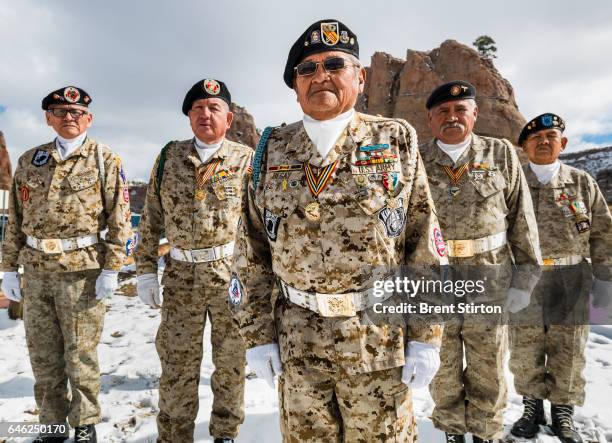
[294,56,358,77]
[47,108,88,118]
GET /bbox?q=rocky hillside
[561,146,612,203]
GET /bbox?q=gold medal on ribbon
[194,159,221,201]
[442,162,469,197]
[195,189,206,201]
[305,201,321,222]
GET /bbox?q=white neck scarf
[529,160,560,184]
[194,137,223,163]
[55,132,87,160]
[436,135,472,164]
[303,108,355,160]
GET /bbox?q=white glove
[505,287,531,313]
[402,341,440,389]
[137,273,162,308]
[592,279,612,308]
[95,270,119,300]
[246,343,283,388]
[1,271,22,302]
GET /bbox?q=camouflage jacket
[419,135,542,295]
[135,138,253,281]
[232,112,447,374]
[1,138,133,273]
[524,162,611,281]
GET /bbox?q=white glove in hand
[1,271,22,302]
[246,343,283,388]
[402,341,441,389]
[505,287,531,313]
[137,273,162,308]
[95,270,119,300]
[592,279,612,308]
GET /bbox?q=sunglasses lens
[296,61,317,76]
[323,57,346,71]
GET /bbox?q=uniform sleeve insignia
[31,149,50,167]
[377,197,406,238]
[264,208,281,241]
[228,275,243,306]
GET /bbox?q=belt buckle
[447,240,474,258]
[316,293,356,317]
[543,258,555,266]
[41,239,63,254]
[191,249,214,262]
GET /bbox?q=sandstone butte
[356,39,529,162]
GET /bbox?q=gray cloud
[1,0,611,180]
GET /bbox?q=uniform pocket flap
[67,171,98,191]
[472,173,507,199]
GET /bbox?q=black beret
[42,86,91,110]
[182,79,231,115]
[283,19,359,88]
[426,80,476,110]
[518,113,566,145]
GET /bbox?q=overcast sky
[1,0,611,180]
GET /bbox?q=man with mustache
[419,81,542,443]
[230,19,448,442]
[1,86,133,443]
[135,79,251,443]
[508,114,611,443]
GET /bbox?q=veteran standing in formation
[508,113,612,443]
[135,79,251,443]
[420,81,542,443]
[230,19,448,443]
[0,86,133,443]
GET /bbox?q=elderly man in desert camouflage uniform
[135,79,251,443]
[1,86,133,443]
[508,113,612,443]
[420,81,542,443]
[230,19,448,442]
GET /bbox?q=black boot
[511,396,545,438]
[445,433,465,443]
[32,424,68,443]
[551,404,582,443]
[74,424,97,443]
[213,439,234,443]
[32,436,67,443]
[473,436,496,443]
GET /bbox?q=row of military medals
[442,162,498,197]
[354,144,400,208]
[556,192,590,233]
[195,159,222,201]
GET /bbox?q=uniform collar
[524,161,574,188]
[422,133,482,167]
[187,138,230,168]
[49,136,94,163]
[285,111,361,167]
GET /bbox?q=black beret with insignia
[283,19,359,88]
[518,113,566,145]
[426,80,476,110]
[182,78,231,115]
[41,86,92,110]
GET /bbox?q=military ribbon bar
[196,159,221,188]
[304,161,339,197]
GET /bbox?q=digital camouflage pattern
[1,138,133,273]
[420,134,542,440]
[509,162,612,406]
[136,139,252,275]
[23,270,105,427]
[232,113,447,441]
[136,138,252,442]
[279,362,416,443]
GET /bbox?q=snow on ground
[0,281,610,443]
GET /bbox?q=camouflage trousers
[509,267,590,406]
[430,316,507,440]
[278,360,416,443]
[155,261,246,443]
[22,269,105,427]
